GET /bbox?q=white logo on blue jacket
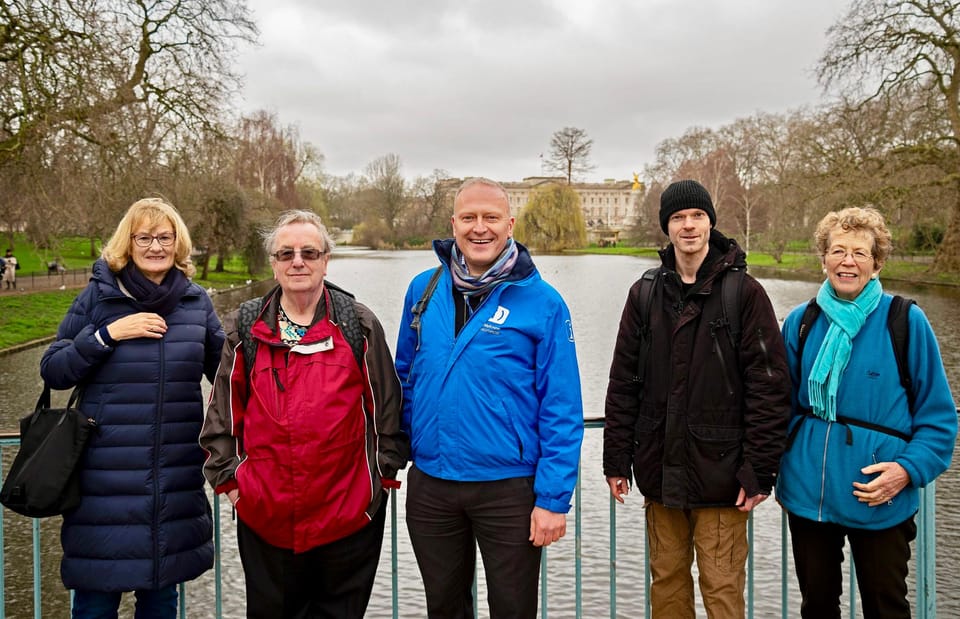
[490,306,510,325]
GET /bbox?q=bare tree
[364,154,407,232]
[406,170,453,239]
[817,0,960,271]
[545,127,595,183]
[234,111,322,209]
[1,0,256,165]
[0,0,257,243]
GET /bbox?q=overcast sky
[235,0,848,183]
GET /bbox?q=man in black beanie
[603,179,791,618]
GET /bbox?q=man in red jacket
[201,210,409,618]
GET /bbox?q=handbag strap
[35,384,51,412]
[34,383,83,413]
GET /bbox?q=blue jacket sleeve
[532,294,584,513]
[40,283,113,389]
[896,304,957,488]
[395,276,421,435]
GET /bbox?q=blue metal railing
[0,422,942,618]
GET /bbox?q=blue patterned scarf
[807,277,882,421]
[449,238,519,297]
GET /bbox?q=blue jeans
[72,586,178,619]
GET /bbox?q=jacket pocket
[688,425,743,503]
[234,457,279,535]
[632,413,665,497]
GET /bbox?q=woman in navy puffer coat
[40,198,224,619]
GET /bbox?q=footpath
[0,267,92,293]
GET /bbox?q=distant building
[444,176,645,246]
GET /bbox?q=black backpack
[634,265,746,391]
[236,282,365,395]
[796,295,916,411]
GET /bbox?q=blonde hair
[102,198,196,278]
[814,206,893,266]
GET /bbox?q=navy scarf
[117,262,189,316]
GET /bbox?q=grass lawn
[0,291,78,349]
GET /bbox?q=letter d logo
[490,306,510,325]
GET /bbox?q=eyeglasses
[826,247,873,263]
[271,248,326,262]
[131,233,176,247]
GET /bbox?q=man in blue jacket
[396,177,584,618]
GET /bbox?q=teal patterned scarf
[807,277,882,421]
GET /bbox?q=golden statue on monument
[632,172,641,190]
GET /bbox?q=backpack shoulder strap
[887,295,916,411]
[634,267,661,391]
[237,297,263,385]
[411,266,444,351]
[796,298,821,362]
[721,267,746,349]
[797,295,916,412]
[326,285,365,370]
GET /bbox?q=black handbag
[0,384,96,518]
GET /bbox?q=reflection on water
[1,250,958,617]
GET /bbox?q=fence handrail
[0,419,944,618]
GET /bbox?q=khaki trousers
[645,500,749,619]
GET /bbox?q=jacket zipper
[817,423,832,521]
[153,339,164,588]
[272,367,286,392]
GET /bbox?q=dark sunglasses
[271,248,325,262]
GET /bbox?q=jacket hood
[432,238,537,283]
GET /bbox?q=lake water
[0,249,958,617]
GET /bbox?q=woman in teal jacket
[777,207,956,619]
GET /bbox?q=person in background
[3,248,17,289]
[40,198,224,618]
[201,210,408,618]
[395,177,584,618]
[777,206,957,618]
[603,179,791,619]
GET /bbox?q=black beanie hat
[659,179,716,234]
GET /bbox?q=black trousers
[788,511,917,619]
[237,494,387,619]
[405,465,541,619]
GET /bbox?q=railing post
[391,488,398,619]
[214,493,222,619]
[32,518,40,619]
[0,448,5,619]
[917,483,937,619]
[575,464,582,619]
[781,509,788,619]
[609,493,616,619]
[540,547,548,619]
[644,521,651,619]
[747,513,754,619]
